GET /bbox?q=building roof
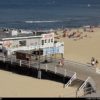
[0,29,49,41]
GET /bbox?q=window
[42,40,44,45]
[54,41,57,43]
[32,50,43,55]
[51,39,53,42]
[19,40,26,46]
[45,39,47,43]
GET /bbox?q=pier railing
[0,55,75,78]
[77,77,96,97]
[65,72,77,87]
[51,58,96,75]
[0,54,97,80]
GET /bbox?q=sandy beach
[0,70,77,97]
[0,27,100,97]
[58,27,100,67]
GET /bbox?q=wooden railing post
[29,61,31,68]
[64,69,67,77]
[3,56,6,63]
[11,58,13,64]
[20,60,22,66]
[55,66,57,74]
[46,64,48,72]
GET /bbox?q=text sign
[42,33,54,39]
[43,46,64,56]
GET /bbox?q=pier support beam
[63,77,66,88]
[3,56,6,63]
[38,69,42,79]
[37,48,42,79]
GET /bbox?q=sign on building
[42,33,54,39]
[43,45,64,56]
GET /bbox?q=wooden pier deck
[0,54,77,87]
[0,56,74,77]
[0,53,99,89]
[0,54,99,97]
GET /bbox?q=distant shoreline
[0,24,99,32]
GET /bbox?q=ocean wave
[24,18,91,24]
[25,20,61,23]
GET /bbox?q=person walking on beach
[59,58,64,67]
[91,57,95,66]
[57,58,64,67]
[91,57,99,67]
[95,60,99,68]
[61,58,64,67]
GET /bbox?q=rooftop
[0,28,54,40]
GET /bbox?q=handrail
[84,87,93,91]
[47,58,96,71]
[0,55,95,81]
[84,87,95,95]
[78,76,96,96]
[0,55,96,70]
[65,72,77,87]
[78,77,90,91]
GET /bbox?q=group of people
[83,25,94,32]
[91,57,99,67]
[63,29,83,40]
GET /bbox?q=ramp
[77,77,96,97]
[65,72,77,87]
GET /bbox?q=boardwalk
[0,54,76,86]
[63,60,100,91]
[0,54,100,93]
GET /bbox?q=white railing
[78,77,90,91]
[51,58,96,71]
[0,55,77,78]
[84,87,95,95]
[45,64,48,72]
[77,76,96,97]
[0,55,97,71]
[65,72,77,87]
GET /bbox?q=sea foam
[25,20,61,24]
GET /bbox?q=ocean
[0,0,100,30]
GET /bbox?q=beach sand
[0,70,77,97]
[58,27,100,67]
[0,27,100,97]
